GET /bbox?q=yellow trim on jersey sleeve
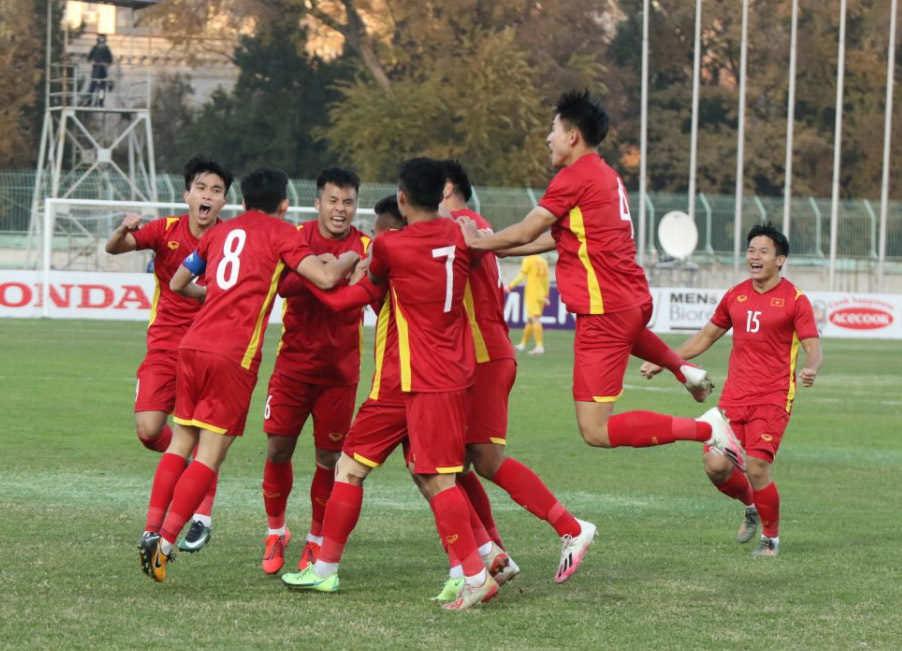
[353,452,381,468]
[165,216,180,230]
[172,416,229,434]
[785,332,800,412]
[242,261,286,369]
[148,273,161,328]
[463,281,489,363]
[361,234,372,254]
[435,465,465,474]
[392,288,412,392]
[568,206,604,313]
[489,437,507,446]
[369,300,391,400]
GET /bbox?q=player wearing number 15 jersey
[459,89,745,527]
[137,167,359,583]
[641,224,823,558]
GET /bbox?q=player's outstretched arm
[497,232,557,258]
[296,250,359,289]
[105,213,141,254]
[798,337,823,387]
[639,321,727,379]
[170,263,206,302]
[461,206,556,252]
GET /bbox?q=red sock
[138,423,172,453]
[457,471,503,548]
[607,411,710,447]
[145,452,187,533]
[714,466,754,506]
[464,493,492,548]
[753,481,780,538]
[194,471,218,517]
[631,328,687,382]
[160,461,216,543]
[492,458,580,537]
[319,481,364,564]
[310,465,335,538]
[429,486,483,578]
[262,459,293,530]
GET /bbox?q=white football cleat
[555,519,597,583]
[515,343,526,352]
[681,364,714,402]
[528,346,545,355]
[697,407,747,472]
[481,542,520,586]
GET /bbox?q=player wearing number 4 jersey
[137,167,358,583]
[641,224,823,558]
[105,156,233,553]
[459,89,745,478]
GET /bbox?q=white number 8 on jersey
[216,229,247,290]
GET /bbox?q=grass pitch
[1,319,900,649]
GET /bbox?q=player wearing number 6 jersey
[641,224,823,558]
[137,167,359,583]
[459,89,745,486]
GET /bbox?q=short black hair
[555,89,609,147]
[373,194,404,226]
[398,158,446,211]
[441,160,472,203]
[747,222,790,257]
[241,167,288,214]
[316,167,360,195]
[183,156,234,193]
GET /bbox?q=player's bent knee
[315,448,341,469]
[335,454,371,485]
[703,453,733,483]
[578,426,611,448]
[746,458,771,486]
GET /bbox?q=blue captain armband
[182,250,207,275]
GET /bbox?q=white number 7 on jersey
[432,245,456,313]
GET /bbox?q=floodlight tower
[27,0,159,267]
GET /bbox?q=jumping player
[260,168,371,574]
[640,224,822,558]
[105,155,232,553]
[137,167,358,582]
[459,89,745,470]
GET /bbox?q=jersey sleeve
[278,269,308,298]
[793,293,820,340]
[368,235,390,280]
[131,218,161,251]
[710,289,734,330]
[276,225,315,270]
[538,168,579,220]
[307,277,385,312]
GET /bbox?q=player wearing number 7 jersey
[459,89,746,485]
[137,167,359,583]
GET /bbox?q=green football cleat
[736,507,760,544]
[281,566,340,593]
[430,577,464,602]
[177,519,212,553]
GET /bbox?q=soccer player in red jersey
[641,224,822,558]
[260,168,372,574]
[459,89,745,473]
[137,167,358,582]
[105,156,232,553]
[440,160,596,587]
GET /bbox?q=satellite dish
[658,211,698,260]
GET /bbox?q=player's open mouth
[750,263,763,271]
[199,204,212,217]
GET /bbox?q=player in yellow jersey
[506,255,550,354]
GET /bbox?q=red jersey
[452,210,516,364]
[132,214,217,352]
[369,218,475,393]
[273,221,372,386]
[179,211,313,373]
[539,153,650,315]
[711,278,819,412]
[306,278,403,404]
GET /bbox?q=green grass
[1,319,900,649]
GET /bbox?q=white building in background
[62,1,240,108]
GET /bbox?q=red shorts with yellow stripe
[467,358,515,445]
[174,349,256,436]
[572,302,652,403]
[342,399,408,468]
[704,404,790,464]
[406,390,468,475]
[263,370,357,451]
[135,349,178,413]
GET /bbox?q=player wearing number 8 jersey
[641,224,823,558]
[137,167,359,583]
[460,89,745,487]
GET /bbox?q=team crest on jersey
[167,241,180,250]
[737,295,748,302]
[328,432,344,441]
[770,298,785,307]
